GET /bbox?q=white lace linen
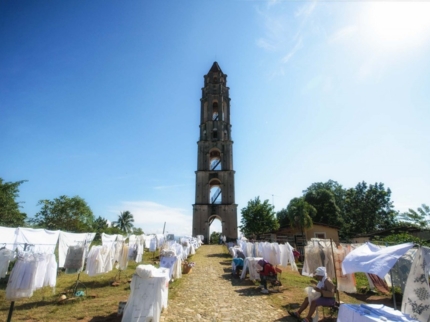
[279,243,298,271]
[342,242,414,278]
[85,245,114,276]
[101,233,118,247]
[58,231,95,268]
[240,257,263,281]
[14,227,59,254]
[0,226,17,250]
[6,253,57,300]
[137,235,145,262]
[122,266,169,322]
[401,246,430,322]
[334,244,356,293]
[117,243,129,270]
[0,249,15,278]
[159,256,178,279]
[302,239,335,279]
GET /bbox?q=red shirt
[260,263,276,276]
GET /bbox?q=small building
[272,222,340,243]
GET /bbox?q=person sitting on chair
[257,259,277,294]
[289,266,336,322]
[232,257,244,276]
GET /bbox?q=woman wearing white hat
[288,266,336,322]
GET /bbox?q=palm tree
[286,197,315,236]
[112,211,135,234]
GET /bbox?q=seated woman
[257,259,277,294]
[289,266,336,322]
[232,257,244,276]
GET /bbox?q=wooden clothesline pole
[330,238,340,303]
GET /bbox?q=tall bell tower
[192,62,238,241]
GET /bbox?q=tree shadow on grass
[0,299,62,313]
[219,259,231,266]
[89,312,122,321]
[67,279,126,291]
[344,292,395,307]
[234,287,277,297]
[220,272,261,292]
[206,253,230,258]
[274,316,299,322]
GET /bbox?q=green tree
[285,197,315,236]
[0,178,27,227]
[397,204,430,228]
[91,216,109,241]
[112,211,135,234]
[93,216,109,231]
[344,182,396,237]
[210,231,221,244]
[276,208,290,228]
[240,197,279,239]
[303,180,346,216]
[103,226,125,236]
[304,189,343,227]
[132,227,144,235]
[375,232,429,247]
[29,195,94,232]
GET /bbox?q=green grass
[0,251,161,321]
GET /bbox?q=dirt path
[160,245,290,322]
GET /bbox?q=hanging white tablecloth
[342,242,414,278]
[338,304,419,322]
[240,257,263,280]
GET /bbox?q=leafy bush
[374,232,429,246]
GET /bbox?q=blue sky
[1,0,430,237]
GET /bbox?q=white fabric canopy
[101,232,118,246]
[14,227,60,254]
[342,242,414,278]
[58,231,96,267]
[0,226,18,250]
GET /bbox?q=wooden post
[330,239,340,303]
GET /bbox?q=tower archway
[208,215,223,244]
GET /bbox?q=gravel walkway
[160,245,291,322]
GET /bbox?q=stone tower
[192,62,238,242]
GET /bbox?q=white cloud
[255,7,288,53]
[301,74,333,95]
[110,201,192,236]
[255,0,318,76]
[256,37,277,51]
[281,37,303,64]
[328,25,358,44]
[295,1,317,18]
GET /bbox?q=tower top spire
[209,61,223,73]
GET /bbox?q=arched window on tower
[209,179,222,204]
[209,150,221,170]
[212,102,219,120]
[212,128,218,139]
